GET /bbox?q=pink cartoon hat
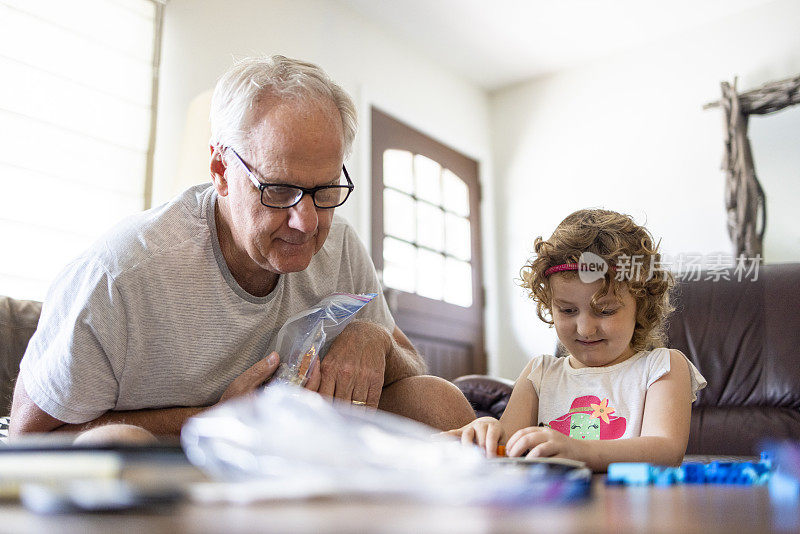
[548,395,626,440]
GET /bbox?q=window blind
[0,0,162,301]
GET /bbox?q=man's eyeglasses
[226,147,354,209]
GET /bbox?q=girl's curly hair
[519,209,674,352]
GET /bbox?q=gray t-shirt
[19,185,394,424]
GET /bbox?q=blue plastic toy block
[682,463,705,484]
[653,467,682,487]
[607,443,799,501]
[606,463,651,485]
[606,459,772,487]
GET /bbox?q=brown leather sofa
[0,296,41,417]
[455,263,800,456]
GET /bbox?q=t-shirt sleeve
[340,223,395,332]
[646,348,708,403]
[18,258,126,424]
[525,354,548,397]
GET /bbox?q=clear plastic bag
[181,385,591,506]
[272,293,376,386]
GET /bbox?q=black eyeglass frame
[225,147,354,209]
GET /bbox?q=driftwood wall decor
[705,74,800,260]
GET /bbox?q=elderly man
[10,56,475,442]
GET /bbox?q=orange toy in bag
[271,293,377,386]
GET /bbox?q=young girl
[450,209,706,471]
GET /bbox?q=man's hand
[217,352,280,404]
[314,320,389,408]
[216,351,321,406]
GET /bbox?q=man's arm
[9,378,68,436]
[10,353,282,438]
[384,325,427,385]
[10,379,204,436]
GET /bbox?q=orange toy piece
[496,445,506,457]
[297,345,316,380]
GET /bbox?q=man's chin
[265,251,314,274]
[261,238,324,273]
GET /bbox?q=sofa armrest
[0,296,43,416]
[452,374,514,420]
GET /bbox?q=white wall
[750,105,800,262]
[489,0,800,378]
[152,0,501,372]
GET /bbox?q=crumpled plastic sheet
[181,386,591,506]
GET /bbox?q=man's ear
[209,145,228,197]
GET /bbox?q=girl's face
[549,274,637,368]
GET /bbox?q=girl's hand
[505,426,583,460]
[445,416,504,457]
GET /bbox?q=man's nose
[287,194,318,233]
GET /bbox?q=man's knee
[379,375,476,431]
[72,424,157,446]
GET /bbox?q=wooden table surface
[1,476,797,534]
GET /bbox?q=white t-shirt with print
[526,348,706,440]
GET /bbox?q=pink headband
[544,262,616,277]
[544,263,579,277]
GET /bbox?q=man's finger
[317,365,336,399]
[351,381,370,408]
[250,352,280,385]
[219,353,280,403]
[365,382,381,409]
[303,358,321,392]
[332,367,356,401]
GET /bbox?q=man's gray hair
[210,55,357,156]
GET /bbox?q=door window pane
[442,169,470,217]
[378,125,478,309]
[414,154,441,204]
[383,149,413,194]
[416,202,444,251]
[445,213,471,261]
[444,258,473,307]
[416,249,444,301]
[383,189,415,242]
[383,237,416,293]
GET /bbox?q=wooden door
[371,108,485,379]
